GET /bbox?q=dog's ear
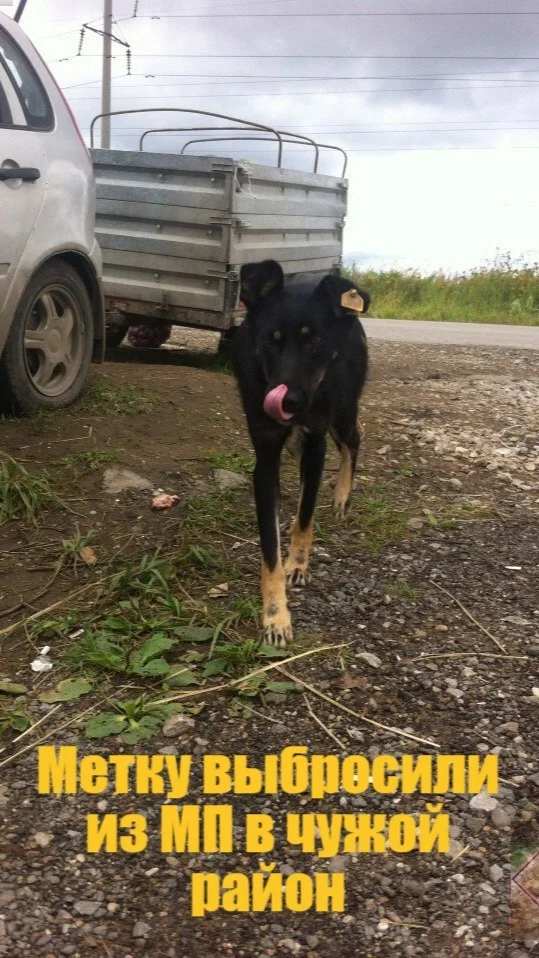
[314,274,371,317]
[240,260,284,309]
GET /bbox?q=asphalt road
[362,318,539,350]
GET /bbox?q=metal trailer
[89,109,349,341]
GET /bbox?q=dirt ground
[0,334,538,958]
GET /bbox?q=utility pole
[101,0,112,149]
[14,0,29,22]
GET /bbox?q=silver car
[0,12,104,415]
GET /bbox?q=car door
[0,25,48,316]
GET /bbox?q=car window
[0,71,12,124]
[0,27,53,130]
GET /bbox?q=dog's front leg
[285,432,326,586]
[253,441,291,648]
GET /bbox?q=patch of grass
[398,463,417,479]
[511,844,539,872]
[28,410,58,435]
[349,484,410,551]
[59,449,123,471]
[183,492,250,539]
[78,380,158,415]
[230,594,261,624]
[427,501,493,530]
[0,455,64,525]
[386,581,421,599]
[179,543,223,572]
[207,450,254,475]
[346,252,539,326]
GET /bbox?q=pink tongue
[263,384,294,423]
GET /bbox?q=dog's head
[239,260,370,424]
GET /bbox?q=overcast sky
[9,0,539,272]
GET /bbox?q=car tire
[0,260,94,416]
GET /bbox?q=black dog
[232,260,370,647]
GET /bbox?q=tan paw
[285,565,311,587]
[333,496,351,520]
[262,607,293,648]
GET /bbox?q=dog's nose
[282,391,302,415]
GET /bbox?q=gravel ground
[0,340,538,957]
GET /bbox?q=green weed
[0,455,64,525]
[346,252,539,326]
[348,485,410,551]
[78,380,158,415]
[59,449,123,471]
[207,451,254,475]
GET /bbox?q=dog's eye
[272,330,282,342]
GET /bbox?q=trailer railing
[89,108,347,176]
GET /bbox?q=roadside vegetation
[346,252,539,325]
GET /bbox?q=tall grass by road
[346,254,539,325]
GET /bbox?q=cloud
[17,0,539,270]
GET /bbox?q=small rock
[133,921,152,938]
[306,936,319,949]
[279,939,302,955]
[406,517,424,531]
[328,854,348,873]
[497,721,518,734]
[74,901,101,916]
[357,651,382,669]
[489,864,505,883]
[161,715,196,738]
[33,832,54,847]
[103,468,153,495]
[214,469,249,492]
[448,478,463,490]
[470,791,498,812]
[491,807,512,827]
[402,878,424,896]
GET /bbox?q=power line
[118,10,539,17]
[43,0,333,22]
[78,137,539,153]
[52,54,539,60]
[74,123,539,131]
[61,70,539,89]
[66,83,539,98]
[90,126,539,135]
[64,75,539,89]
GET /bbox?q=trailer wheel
[105,309,130,350]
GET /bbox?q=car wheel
[0,260,94,415]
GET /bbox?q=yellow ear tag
[341,289,364,312]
